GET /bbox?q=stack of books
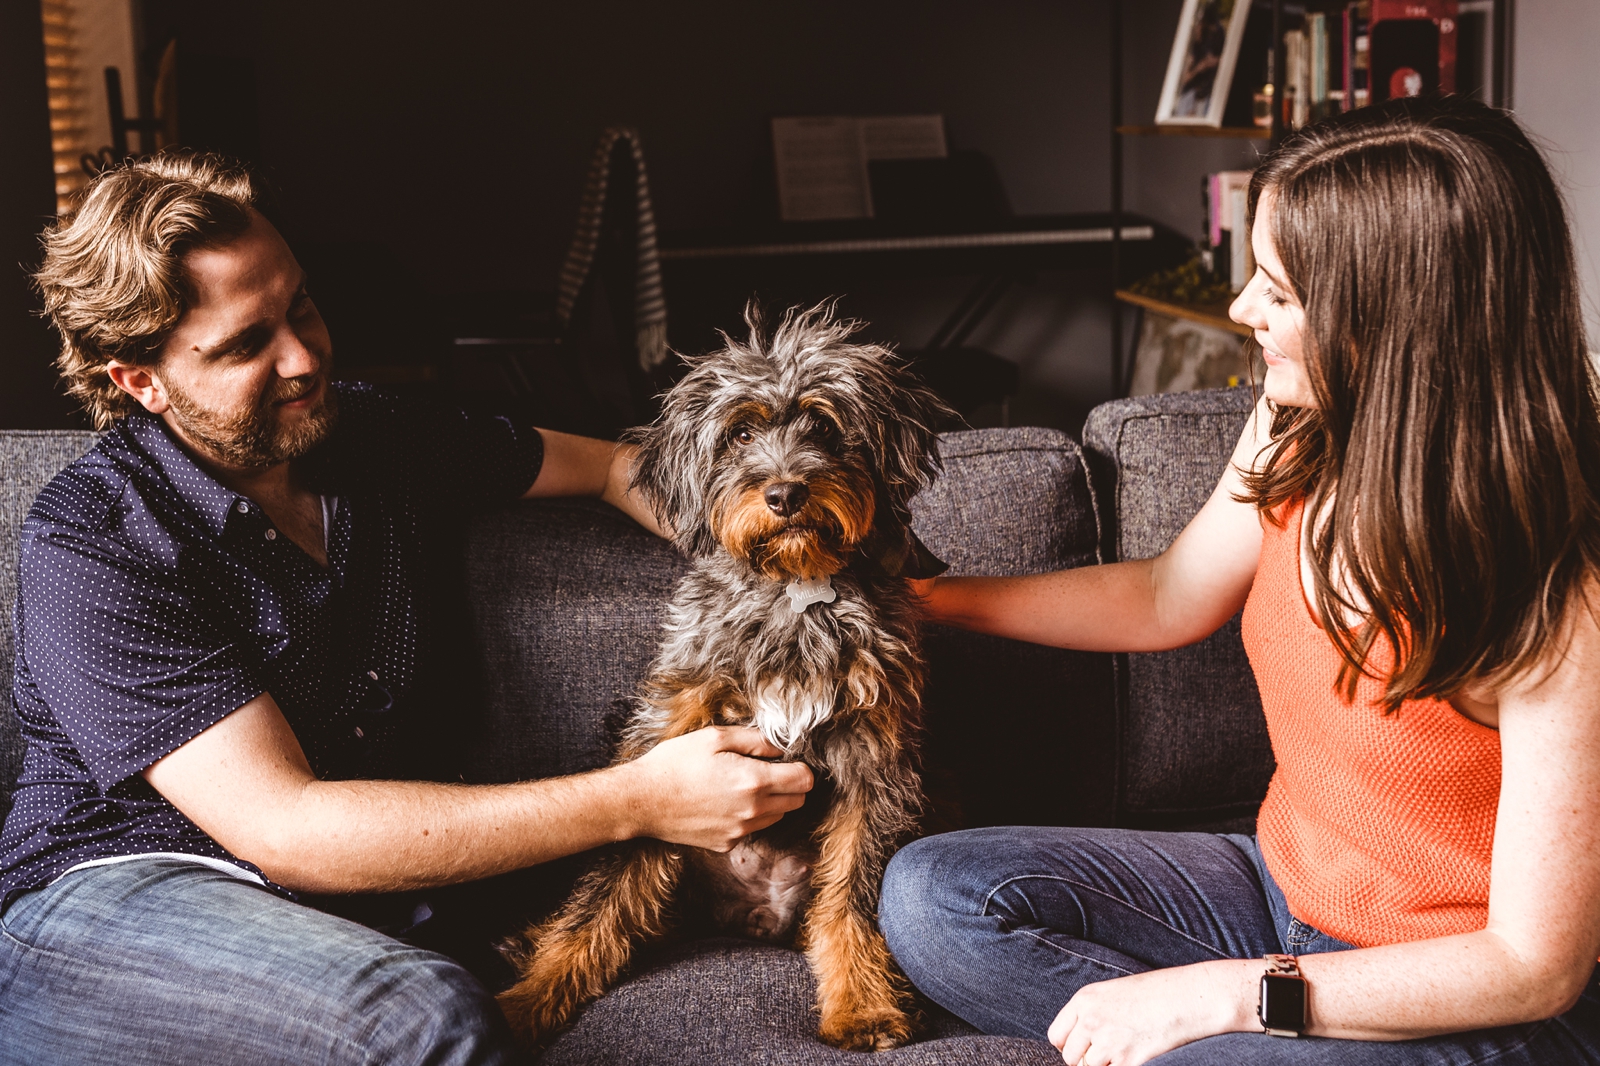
[1279,0,1458,131]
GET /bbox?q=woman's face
[1230,190,1316,408]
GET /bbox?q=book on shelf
[1248,0,1460,134]
[1205,170,1256,293]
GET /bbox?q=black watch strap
[1258,953,1308,1037]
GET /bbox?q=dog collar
[785,576,837,613]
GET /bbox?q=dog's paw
[496,974,581,1050]
[818,1006,916,1051]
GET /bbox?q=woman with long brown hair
[879,95,1600,1064]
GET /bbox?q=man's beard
[165,372,339,469]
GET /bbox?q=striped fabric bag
[554,127,670,372]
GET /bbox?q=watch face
[1260,973,1308,1030]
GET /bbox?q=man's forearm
[247,765,642,894]
[524,428,663,535]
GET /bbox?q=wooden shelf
[1115,289,1252,337]
[1115,124,1270,140]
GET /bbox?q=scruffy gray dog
[498,302,954,1051]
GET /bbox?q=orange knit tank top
[1241,496,1502,948]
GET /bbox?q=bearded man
[0,152,812,1066]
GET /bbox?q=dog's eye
[731,427,756,446]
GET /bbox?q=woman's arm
[917,395,1274,652]
[523,428,665,536]
[1047,589,1600,1064]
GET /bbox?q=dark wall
[7,0,1242,430]
[235,0,1111,296]
[0,0,77,428]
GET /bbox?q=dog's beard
[712,472,875,581]
[165,372,338,469]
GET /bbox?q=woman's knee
[881,829,1032,977]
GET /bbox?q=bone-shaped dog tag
[785,576,837,613]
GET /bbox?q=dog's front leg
[800,737,921,1051]
[497,840,684,1048]
[498,681,726,1048]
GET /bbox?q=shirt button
[354,727,365,738]
[236,501,249,514]
[366,670,379,681]
[264,528,277,541]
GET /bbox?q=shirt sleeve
[17,525,266,794]
[326,385,546,510]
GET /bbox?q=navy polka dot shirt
[0,384,543,908]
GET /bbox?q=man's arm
[525,428,663,536]
[144,692,811,895]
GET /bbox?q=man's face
[140,210,337,470]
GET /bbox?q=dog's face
[629,304,953,581]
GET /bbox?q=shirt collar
[121,411,252,538]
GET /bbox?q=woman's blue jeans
[880,826,1600,1064]
[0,857,522,1066]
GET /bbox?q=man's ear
[105,360,170,415]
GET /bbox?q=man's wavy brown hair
[34,150,263,429]
[1240,95,1600,710]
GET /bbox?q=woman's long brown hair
[1241,95,1600,710]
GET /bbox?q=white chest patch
[751,677,834,751]
[784,576,837,613]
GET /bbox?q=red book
[1369,0,1458,94]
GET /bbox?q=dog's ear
[623,369,721,557]
[856,351,957,519]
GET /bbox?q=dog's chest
[748,676,836,750]
[660,568,876,749]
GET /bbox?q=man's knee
[346,949,516,1066]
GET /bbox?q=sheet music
[771,115,948,222]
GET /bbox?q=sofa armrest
[0,432,102,823]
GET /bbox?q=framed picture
[1156,0,1253,127]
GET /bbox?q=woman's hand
[1048,961,1255,1066]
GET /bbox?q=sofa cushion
[461,427,1115,828]
[541,939,1058,1066]
[0,432,100,823]
[1081,387,1274,831]
[910,428,1114,830]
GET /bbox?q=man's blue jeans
[0,857,522,1065]
[880,827,1600,1064]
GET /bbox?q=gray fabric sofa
[0,386,1268,1065]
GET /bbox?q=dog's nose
[764,482,810,517]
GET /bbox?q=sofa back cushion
[1081,387,1273,831]
[461,427,1116,830]
[0,432,101,822]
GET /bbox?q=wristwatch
[1258,954,1308,1037]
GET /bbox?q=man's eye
[732,428,755,446]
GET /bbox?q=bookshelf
[1108,0,1284,394]
[1115,125,1270,140]
[1114,289,1252,338]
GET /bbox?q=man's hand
[620,726,814,851]
[1047,962,1254,1066]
